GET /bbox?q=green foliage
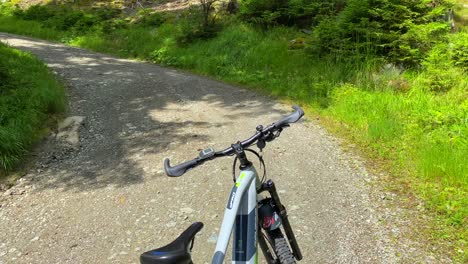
[393,22,450,65]
[0,15,64,40]
[239,0,344,27]
[422,43,460,92]
[14,4,54,21]
[309,0,453,65]
[137,9,166,27]
[450,32,468,69]
[0,1,16,16]
[10,4,123,34]
[175,2,221,45]
[0,43,66,171]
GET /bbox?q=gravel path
[0,33,445,264]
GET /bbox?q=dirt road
[0,33,442,263]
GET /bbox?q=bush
[16,4,54,21]
[450,32,468,69]
[420,40,467,92]
[10,4,126,34]
[392,22,450,66]
[0,2,16,16]
[309,0,453,65]
[93,7,121,21]
[176,1,221,45]
[137,9,166,27]
[239,0,344,27]
[101,18,128,34]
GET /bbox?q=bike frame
[212,165,261,264]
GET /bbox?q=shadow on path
[0,33,287,192]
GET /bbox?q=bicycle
[140,106,305,264]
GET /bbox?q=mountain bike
[140,106,305,264]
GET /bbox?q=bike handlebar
[164,105,304,177]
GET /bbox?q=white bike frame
[212,165,261,264]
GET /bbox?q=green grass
[0,16,64,40]
[0,3,466,260]
[0,42,66,172]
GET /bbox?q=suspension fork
[258,180,303,261]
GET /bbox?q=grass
[0,16,63,40]
[0,2,466,260]
[0,42,66,173]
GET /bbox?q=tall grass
[326,81,467,257]
[0,42,66,171]
[0,16,63,40]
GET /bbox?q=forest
[0,0,466,261]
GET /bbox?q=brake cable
[230,125,286,183]
[232,148,267,184]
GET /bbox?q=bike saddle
[140,222,204,264]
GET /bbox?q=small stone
[207,233,218,244]
[166,222,177,228]
[107,253,117,260]
[180,207,194,214]
[30,236,39,242]
[290,205,300,211]
[13,189,25,195]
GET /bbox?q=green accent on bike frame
[235,172,246,187]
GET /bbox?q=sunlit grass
[0,43,66,172]
[0,16,63,40]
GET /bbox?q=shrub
[0,2,16,16]
[239,0,344,27]
[137,9,166,27]
[421,42,466,92]
[391,22,450,66]
[17,4,54,21]
[309,0,452,65]
[92,7,121,21]
[176,1,221,45]
[450,32,468,69]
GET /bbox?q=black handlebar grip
[164,158,199,177]
[274,105,304,128]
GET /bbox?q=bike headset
[164,105,305,181]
